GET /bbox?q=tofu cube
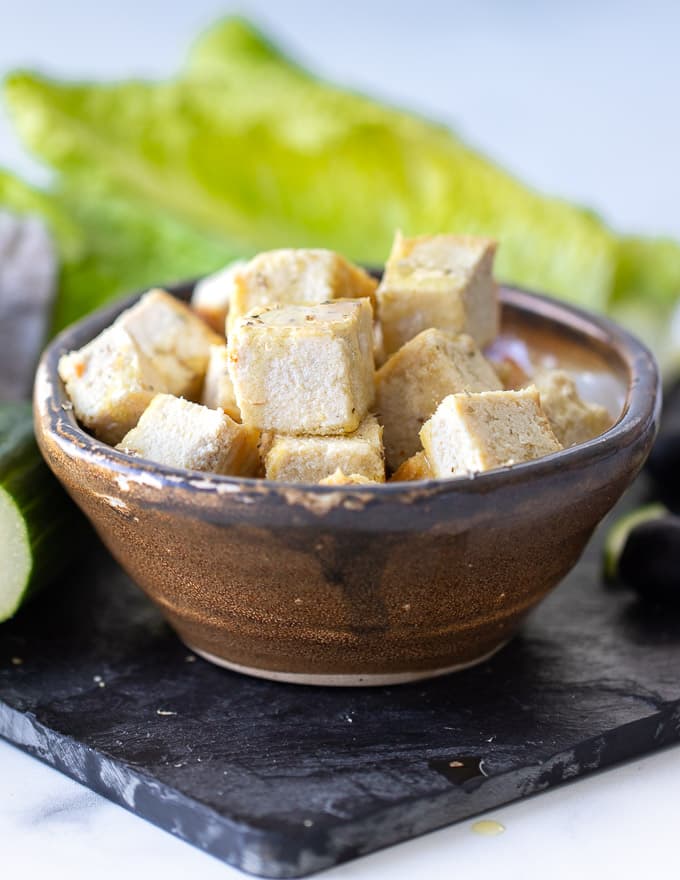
[264,415,385,483]
[117,394,260,476]
[532,369,611,447]
[420,387,562,477]
[376,329,502,471]
[201,344,240,421]
[390,450,433,482]
[58,324,168,446]
[319,469,378,486]
[190,260,247,334]
[228,299,375,434]
[117,289,222,400]
[377,232,499,355]
[227,249,377,335]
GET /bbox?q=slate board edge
[2,698,680,878]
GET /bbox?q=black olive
[618,515,680,605]
[602,503,666,581]
[646,376,680,510]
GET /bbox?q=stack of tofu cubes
[58,232,610,484]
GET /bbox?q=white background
[1,1,679,877]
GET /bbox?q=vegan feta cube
[117,394,260,476]
[420,387,561,478]
[263,415,385,483]
[117,289,222,400]
[376,328,502,471]
[532,369,611,447]
[377,232,499,355]
[58,324,168,446]
[201,344,240,421]
[390,450,433,482]
[190,260,247,334]
[227,249,377,335]
[228,299,375,434]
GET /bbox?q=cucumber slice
[0,400,82,622]
[0,485,32,620]
[603,503,667,582]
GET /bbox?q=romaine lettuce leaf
[0,169,82,261]
[4,19,620,314]
[0,172,240,330]
[2,17,680,347]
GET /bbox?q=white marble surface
[1,1,679,875]
[1,736,678,878]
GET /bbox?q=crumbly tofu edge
[319,468,379,486]
[531,369,611,447]
[390,450,433,482]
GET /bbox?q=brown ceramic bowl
[34,283,659,686]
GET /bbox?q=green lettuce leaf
[50,186,242,330]
[0,172,241,330]
[610,236,680,366]
[185,15,307,80]
[3,17,680,347]
[613,236,680,305]
[3,19,620,314]
[0,169,83,261]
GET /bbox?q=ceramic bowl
[34,284,660,686]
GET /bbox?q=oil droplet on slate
[471,820,505,836]
[428,755,487,785]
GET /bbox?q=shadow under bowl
[34,284,660,685]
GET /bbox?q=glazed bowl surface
[34,284,660,685]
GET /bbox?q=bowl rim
[34,282,661,501]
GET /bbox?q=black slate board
[1,485,680,878]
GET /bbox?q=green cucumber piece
[0,400,81,622]
[603,503,668,582]
[0,485,32,620]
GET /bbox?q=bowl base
[185,640,510,687]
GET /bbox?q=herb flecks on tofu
[377,233,499,356]
[227,299,374,435]
[420,388,562,478]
